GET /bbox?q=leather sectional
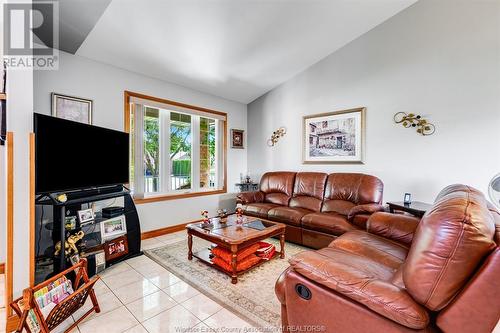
[276,184,500,332]
[237,171,384,249]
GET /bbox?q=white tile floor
[58,231,255,333]
[2,232,500,332]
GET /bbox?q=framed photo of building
[52,93,93,124]
[231,129,244,149]
[303,107,365,164]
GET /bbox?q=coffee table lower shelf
[192,247,280,283]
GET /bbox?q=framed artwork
[231,129,244,149]
[103,235,128,261]
[52,93,93,124]
[100,215,127,241]
[303,107,365,164]
[77,208,94,223]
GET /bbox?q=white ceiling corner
[76,0,417,104]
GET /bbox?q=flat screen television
[34,113,129,194]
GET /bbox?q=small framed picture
[52,93,93,124]
[103,235,129,261]
[77,208,94,223]
[69,254,80,266]
[100,215,127,241]
[404,193,412,204]
[231,129,244,149]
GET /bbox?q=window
[125,91,226,203]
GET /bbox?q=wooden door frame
[4,132,35,332]
[5,131,14,328]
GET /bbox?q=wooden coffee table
[186,215,286,284]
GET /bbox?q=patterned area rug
[145,237,308,329]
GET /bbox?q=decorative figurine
[235,203,245,225]
[54,231,85,256]
[217,209,228,224]
[56,193,68,203]
[236,204,243,217]
[217,208,227,218]
[201,210,210,224]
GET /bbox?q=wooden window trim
[123,91,228,204]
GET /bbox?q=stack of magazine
[256,242,276,260]
[17,276,74,333]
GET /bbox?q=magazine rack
[10,259,101,333]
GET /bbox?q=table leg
[231,245,238,284]
[188,233,193,260]
[280,233,285,259]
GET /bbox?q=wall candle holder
[394,112,435,136]
[267,127,287,146]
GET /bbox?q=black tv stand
[34,185,142,283]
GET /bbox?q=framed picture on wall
[52,93,93,124]
[303,107,365,164]
[231,129,244,149]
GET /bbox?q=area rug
[144,237,308,329]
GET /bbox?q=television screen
[34,113,129,194]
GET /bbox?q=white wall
[8,62,34,299]
[247,0,500,203]
[34,51,247,231]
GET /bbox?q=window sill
[133,188,227,204]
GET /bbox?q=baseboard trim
[0,262,4,274]
[141,220,201,240]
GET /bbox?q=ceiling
[67,0,417,103]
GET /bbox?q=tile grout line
[79,233,250,333]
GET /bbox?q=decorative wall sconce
[267,127,287,146]
[394,112,435,136]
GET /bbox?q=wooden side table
[387,201,432,218]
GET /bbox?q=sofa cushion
[351,214,370,229]
[322,173,383,215]
[321,200,355,215]
[289,172,328,212]
[268,206,312,226]
[324,173,384,205]
[404,184,496,311]
[289,247,429,329]
[260,172,296,205]
[243,203,279,218]
[302,212,358,236]
[330,230,409,270]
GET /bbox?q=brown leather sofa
[276,184,500,333]
[237,172,384,249]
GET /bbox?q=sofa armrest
[367,212,420,245]
[236,191,264,204]
[347,203,385,221]
[289,249,429,329]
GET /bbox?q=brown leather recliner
[275,184,500,332]
[237,171,384,248]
